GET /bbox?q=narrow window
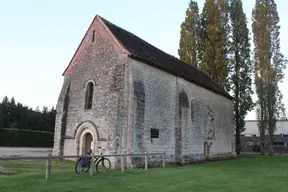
[191,99,194,122]
[150,128,159,138]
[92,30,95,42]
[85,82,94,109]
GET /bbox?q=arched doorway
[82,132,93,155]
[74,121,99,156]
[204,142,208,160]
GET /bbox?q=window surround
[84,80,95,110]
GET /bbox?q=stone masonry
[52,16,127,168]
[53,15,236,169]
[126,58,236,167]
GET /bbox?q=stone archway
[74,121,99,156]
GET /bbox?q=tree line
[178,0,287,155]
[0,96,56,133]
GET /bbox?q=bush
[252,144,261,153]
[0,128,54,147]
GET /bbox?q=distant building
[243,120,288,137]
[240,120,288,153]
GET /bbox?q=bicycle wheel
[96,157,111,173]
[75,158,90,174]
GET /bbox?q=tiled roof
[101,15,233,100]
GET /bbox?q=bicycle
[75,149,111,174]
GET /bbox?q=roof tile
[99,15,233,100]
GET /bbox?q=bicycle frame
[75,148,111,174]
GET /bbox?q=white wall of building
[243,120,288,136]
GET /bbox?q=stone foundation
[126,152,237,169]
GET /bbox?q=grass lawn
[0,155,287,192]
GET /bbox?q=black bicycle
[75,149,111,174]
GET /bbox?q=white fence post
[145,152,148,170]
[45,154,52,180]
[124,152,126,170]
[90,153,94,176]
[162,152,166,168]
[121,155,125,172]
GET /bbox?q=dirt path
[0,147,52,157]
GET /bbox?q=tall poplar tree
[178,0,200,67]
[229,0,254,154]
[199,0,231,91]
[252,0,287,155]
[198,2,208,70]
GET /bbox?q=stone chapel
[52,14,236,168]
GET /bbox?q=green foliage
[0,96,56,132]
[229,0,254,154]
[0,128,54,147]
[252,0,287,155]
[179,0,255,155]
[199,0,231,90]
[178,0,200,67]
[0,96,9,128]
[179,0,231,91]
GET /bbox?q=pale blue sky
[0,0,287,120]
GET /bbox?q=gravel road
[0,147,52,157]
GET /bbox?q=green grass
[0,155,288,192]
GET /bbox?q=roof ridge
[81,14,233,100]
[97,15,161,52]
[97,15,226,94]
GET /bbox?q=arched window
[85,82,94,109]
[179,91,189,108]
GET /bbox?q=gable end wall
[53,18,128,168]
